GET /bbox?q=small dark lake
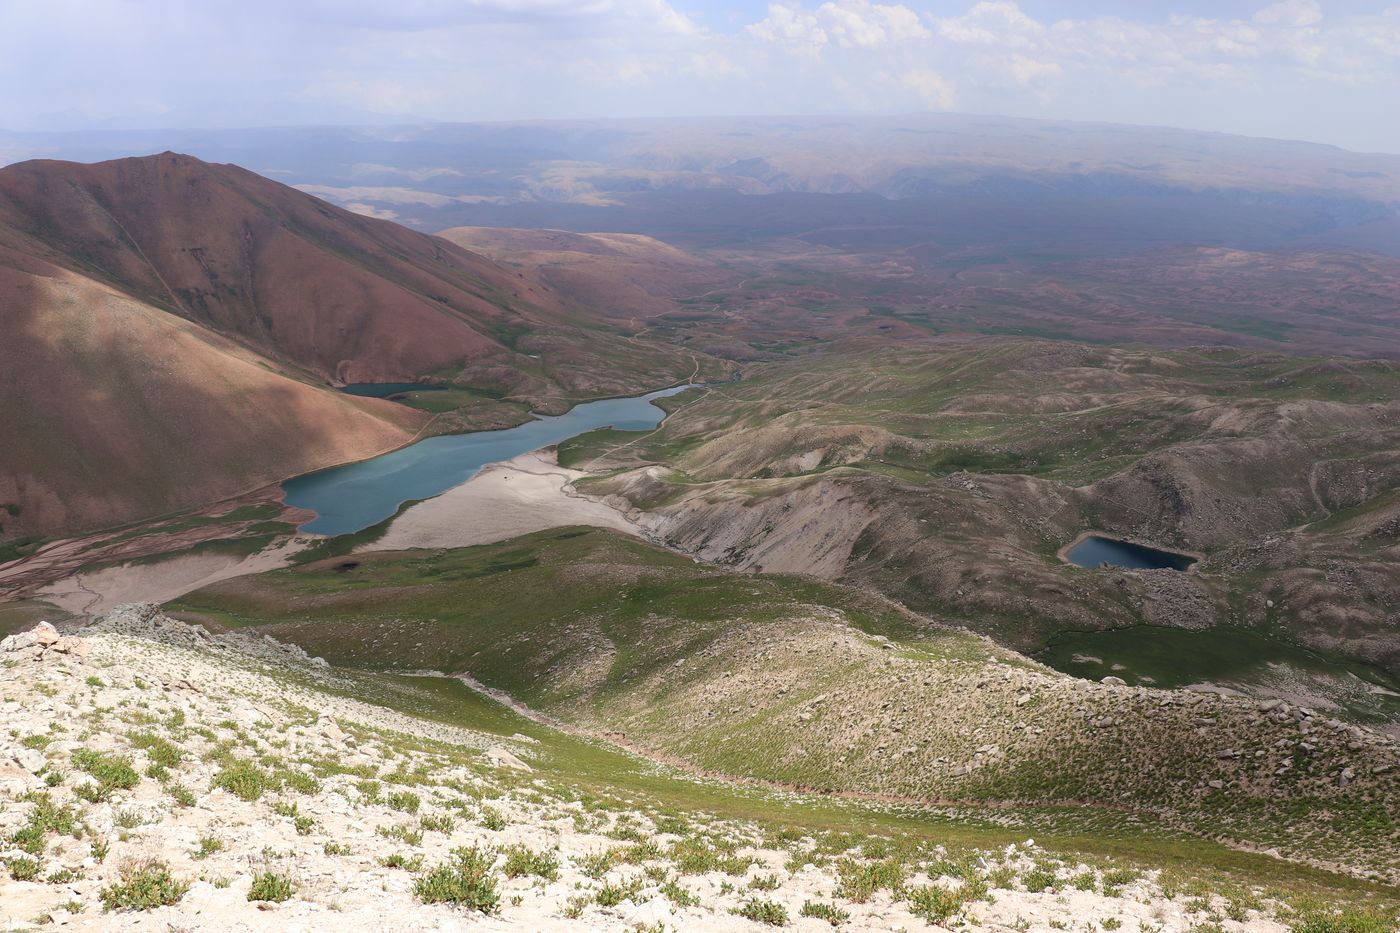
[339,383,444,399]
[1064,535,1195,571]
[283,384,697,536]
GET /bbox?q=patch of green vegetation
[415,846,500,913]
[72,749,140,799]
[501,844,559,881]
[800,900,850,925]
[247,871,296,903]
[212,760,269,802]
[736,897,790,925]
[100,860,189,911]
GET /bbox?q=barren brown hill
[0,152,582,384]
[0,242,425,544]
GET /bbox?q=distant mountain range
[3,115,1397,254]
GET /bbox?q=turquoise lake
[284,385,696,536]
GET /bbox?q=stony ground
[2,608,1369,931]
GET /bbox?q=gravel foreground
[0,606,1381,931]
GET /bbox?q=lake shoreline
[281,383,703,536]
[1056,529,1204,572]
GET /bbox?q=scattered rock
[480,746,533,772]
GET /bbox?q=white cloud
[747,3,829,52]
[900,68,956,107]
[1008,53,1060,86]
[1253,1,1324,29]
[937,1,1044,47]
[748,1,929,53]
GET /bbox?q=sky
[2,0,1398,152]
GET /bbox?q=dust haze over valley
[5,4,1400,929]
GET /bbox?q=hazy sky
[3,1,1398,152]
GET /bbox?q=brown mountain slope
[0,245,425,543]
[0,152,575,384]
[436,226,728,322]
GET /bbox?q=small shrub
[801,900,850,926]
[213,761,267,802]
[387,790,420,814]
[114,808,151,829]
[908,885,964,923]
[129,732,182,768]
[99,860,188,911]
[72,750,140,792]
[10,793,78,854]
[836,857,905,903]
[381,852,425,871]
[1021,867,1058,893]
[501,844,559,881]
[564,894,590,919]
[168,784,196,807]
[414,846,499,914]
[479,806,507,831]
[6,855,41,881]
[377,823,423,846]
[750,872,780,891]
[1291,906,1398,933]
[323,842,351,856]
[247,871,296,903]
[595,877,644,908]
[420,812,455,834]
[193,835,223,859]
[662,879,700,907]
[280,770,320,795]
[737,898,789,926]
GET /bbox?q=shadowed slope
[0,246,424,542]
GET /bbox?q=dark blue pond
[339,383,444,398]
[283,385,696,536]
[1064,535,1196,571]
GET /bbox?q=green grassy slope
[168,528,1400,885]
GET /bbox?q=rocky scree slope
[3,607,1364,931]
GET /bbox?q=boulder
[480,746,532,772]
[11,747,45,773]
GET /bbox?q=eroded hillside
[564,342,1400,678]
